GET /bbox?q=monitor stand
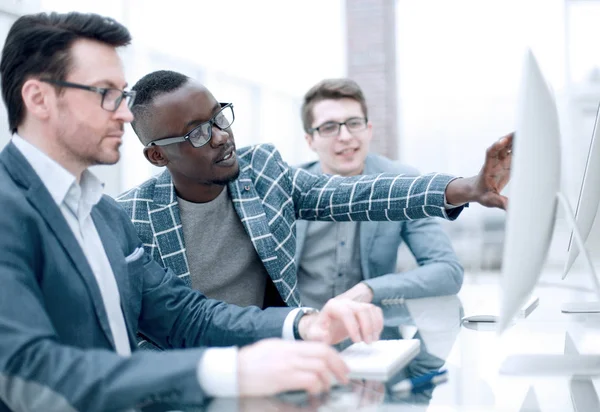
[500,332,600,379]
[519,387,541,412]
[556,192,600,313]
[566,331,600,411]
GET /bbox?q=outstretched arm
[286,134,512,222]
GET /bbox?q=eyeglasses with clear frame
[310,117,368,138]
[146,102,235,148]
[40,78,136,112]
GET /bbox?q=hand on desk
[299,298,383,344]
[238,339,349,397]
[237,300,383,397]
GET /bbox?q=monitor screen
[497,49,562,333]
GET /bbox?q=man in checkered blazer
[117,71,511,314]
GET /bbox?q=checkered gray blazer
[116,143,462,307]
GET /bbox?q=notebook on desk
[340,339,421,381]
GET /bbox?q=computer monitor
[497,51,600,375]
[497,49,562,333]
[563,102,600,278]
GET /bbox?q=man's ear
[304,133,316,152]
[143,146,168,167]
[21,79,52,122]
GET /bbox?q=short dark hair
[0,12,131,134]
[130,70,190,141]
[301,78,368,134]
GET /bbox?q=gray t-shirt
[177,188,267,307]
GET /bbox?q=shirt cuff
[444,201,466,209]
[283,308,303,340]
[197,347,238,397]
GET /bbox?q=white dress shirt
[12,135,303,397]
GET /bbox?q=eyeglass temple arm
[147,136,186,147]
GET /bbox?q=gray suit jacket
[0,143,291,412]
[295,154,464,304]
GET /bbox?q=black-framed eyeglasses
[146,102,235,148]
[40,78,136,112]
[310,117,368,138]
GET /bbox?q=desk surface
[177,269,600,411]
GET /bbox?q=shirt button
[338,273,343,277]
[340,241,345,246]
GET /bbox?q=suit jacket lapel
[148,171,192,287]
[228,172,290,299]
[1,143,117,349]
[294,161,321,262]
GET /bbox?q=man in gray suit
[296,78,466,308]
[0,12,397,411]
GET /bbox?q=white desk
[201,268,600,412]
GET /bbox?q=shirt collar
[78,170,104,214]
[11,134,104,211]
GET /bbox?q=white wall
[394,0,600,268]
[396,0,565,177]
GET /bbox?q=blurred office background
[1,0,600,274]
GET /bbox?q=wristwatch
[292,307,319,340]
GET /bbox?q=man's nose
[210,126,229,147]
[337,124,353,141]
[114,99,134,123]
